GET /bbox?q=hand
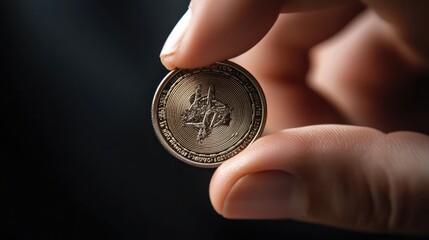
[160,0,429,235]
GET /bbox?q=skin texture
[160,0,429,235]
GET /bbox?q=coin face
[152,61,266,168]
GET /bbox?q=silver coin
[152,61,266,168]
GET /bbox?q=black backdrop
[1,1,424,239]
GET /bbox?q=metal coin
[152,61,266,168]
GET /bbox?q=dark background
[0,1,425,239]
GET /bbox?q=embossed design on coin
[181,84,233,143]
[152,61,266,168]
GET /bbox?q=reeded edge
[152,60,267,168]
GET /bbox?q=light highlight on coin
[152,61,266,168]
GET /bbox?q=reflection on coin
[152,61,266,168]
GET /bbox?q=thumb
[209,125,429,235]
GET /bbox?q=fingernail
[222,171,306,219]
[160,9,192,69]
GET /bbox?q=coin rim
[152,60,266,168]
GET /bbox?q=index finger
[160,0,356,70]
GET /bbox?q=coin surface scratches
[152,61,266,168]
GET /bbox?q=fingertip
[209,132,300,218]
[161,0,284,69]
[160,8,192,70]
[159,54,173,70]
[208,171,224,216]
[209,132,291,216]
[209,160,241,216]
[209,140,308,220]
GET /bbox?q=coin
[152,61,266,168]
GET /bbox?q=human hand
[160,0,429,235]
